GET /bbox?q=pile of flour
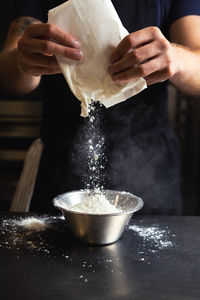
[15,217,50,231]
[0,216,63,255]
[60,193,120,214]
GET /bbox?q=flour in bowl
[61,193,121,214]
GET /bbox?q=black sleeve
[168,0,200,27]
[13,0,45,22]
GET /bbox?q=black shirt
[13,0,200,214]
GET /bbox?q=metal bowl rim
[53,189,144,216]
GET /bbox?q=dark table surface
[0,212,200,300]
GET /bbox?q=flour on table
[15,217,50,231]
[0,216,63,255]
[129,224,174,250]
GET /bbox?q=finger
[22,64,61,76]
[25,23,80,48]
[145,68,172,85]
[109,40,164,75]
[110,26,162,64]
[41,67,61,75]
[20,52,59,68]
[18,37,83,60]
[111,56,166,83]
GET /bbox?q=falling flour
[60,193,120,214]
[84,101,106,190]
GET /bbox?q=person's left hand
[108,26,176,85]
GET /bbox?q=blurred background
[0,1,200,214]
[0,1,43,210]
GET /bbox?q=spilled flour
[129,224,174,250]
[15,217,50,231]
[0,216,175,254]
[0,216,64,254]
[0,215,177,283]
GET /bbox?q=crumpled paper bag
[48,0,147,117]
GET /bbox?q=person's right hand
[17,23,83,76]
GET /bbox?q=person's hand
[108,26,177,85]
[17,23,83,76]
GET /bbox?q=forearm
[0,47,40,97]
[170,44,200,96]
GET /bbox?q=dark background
[0,0,42,210]
[0,0,14,50]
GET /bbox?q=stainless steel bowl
[53,189,143,245]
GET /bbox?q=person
[1,0,200,214]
